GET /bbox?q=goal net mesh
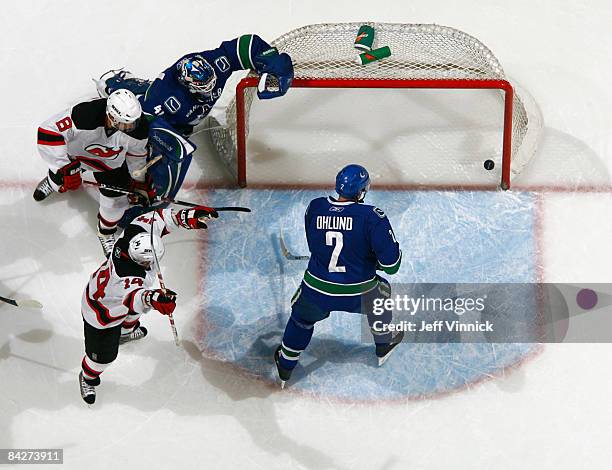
[207,23,541,187]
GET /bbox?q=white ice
[1,1,612,469]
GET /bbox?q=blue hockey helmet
[177,55,217,94]
[335,164,370,201]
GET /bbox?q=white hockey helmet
[128,232,165,268]
[106,89,142,132]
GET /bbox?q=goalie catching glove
[173,206,218,229]
[143,289,177,315]
[254,47,294,100]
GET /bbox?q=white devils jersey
[81,255,155,329]
[37,98,148,177]
[81,208,180,329]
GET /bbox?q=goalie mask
[177,55,217,94]
[106,89,142,132]
[128,232,165,269]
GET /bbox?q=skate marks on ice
[198,189,539,401]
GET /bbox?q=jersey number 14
[326,231,346,273]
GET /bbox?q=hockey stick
[131,155,162,178]
[0,295,43,309]
[82,180,251,212]
[279,228,310,261]
[150,210,180,347]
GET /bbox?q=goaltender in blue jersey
[96,34,293,214]
[275,164,404,388]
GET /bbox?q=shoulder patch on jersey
[214,56,231,72]
[71,99,107,130]
[373,207,386,218]
[163,96,181,114]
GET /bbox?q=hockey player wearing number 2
[79,204,218,404]
[96,34,294,218]
[33,89,155,257]
[275,165,404,388]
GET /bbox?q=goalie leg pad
[149,152,193,199]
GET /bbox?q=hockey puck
[484,159,495,170]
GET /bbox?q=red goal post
[208,23,540,190]
[235,76,514,189]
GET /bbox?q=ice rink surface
[2,1,612,469]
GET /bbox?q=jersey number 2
[326,231,346,273]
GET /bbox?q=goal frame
[234,76,515,190]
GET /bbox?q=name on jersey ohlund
[316,216,353,230]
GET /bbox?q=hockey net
[207,23,541,189]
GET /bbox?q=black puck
[484,159,495,170]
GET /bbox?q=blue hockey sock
[279,315,315,370]
[367,308,394,346]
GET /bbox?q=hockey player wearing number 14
[78,205,218,404]
[275,165,404,388]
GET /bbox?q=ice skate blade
[280,380,286,389]
[377,346,399,366]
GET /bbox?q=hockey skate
[274,346,293,389]
[33,176,56,202]
[376,330,405,366]
[79,371,99,404]
[119,324,148,345]
[97,225,116,258]
[95,68,151,98]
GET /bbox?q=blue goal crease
[198,189,538,400]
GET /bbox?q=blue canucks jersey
[141,34,274,133]
[303,197,402,296]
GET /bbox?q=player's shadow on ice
[0,313,84,451]
[181,339,345,470]
[1,193,100,279]
[289,336,377,384]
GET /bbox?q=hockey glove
[143,289,177,315]
[57,160,82,193]
[129,175,157,207]
[254,48,294,99]
[174,206,219,229]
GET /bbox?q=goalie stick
[0,295,43,309]
[279,228,309,261]
[81,180,251,212]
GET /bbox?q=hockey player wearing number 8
[33,89,155,257]
[78,205,218,404]
[275,165,404,388]
[96,34,294,222]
